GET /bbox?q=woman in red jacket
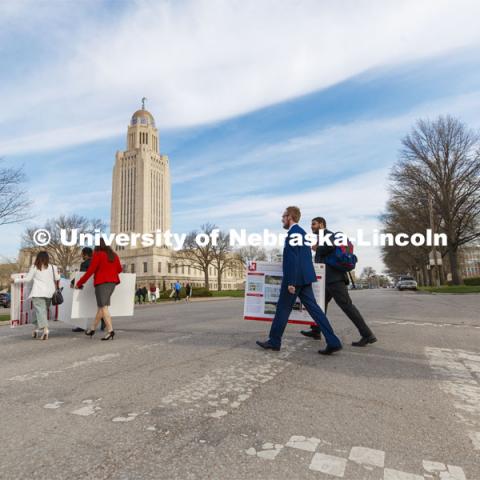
[75,238,123,340]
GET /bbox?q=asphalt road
[0,290,479,480]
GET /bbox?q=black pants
[311,281,373,338]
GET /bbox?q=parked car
[0,292,11,308]
[397,276,418,291]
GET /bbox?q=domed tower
[111,99,171,240]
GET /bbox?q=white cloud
[1,0,480,154]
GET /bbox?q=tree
[237,246,267,266]
[211,230,242,291]
[22,214,105,275]
[393,116,480,284]
[0,161,31,226]
[174,223,217,290]
[361,266,377,288]
[380,195,437,286]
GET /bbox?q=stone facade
[111,104,244,290]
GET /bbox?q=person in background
[136,287,144,304]
[185,283,192,302]
[141,285,148,303]
[149,283,157,303]
[70,247,92,332]
[75,238,122,341]
[12,251,60,341]
[301,217,377,347]
[174,280,182,302]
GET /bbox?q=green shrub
[464,276,480,286]
[191,287,213,297]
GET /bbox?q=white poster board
[71,273,136,319]
[10,273,136,329]
[243,261,325,325]
[10,274,68,327]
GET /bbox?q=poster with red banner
[243,261,325,325]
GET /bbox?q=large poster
[244,261,325,325]
[10,274,68,327]
[10,273,136,328]
[71,273,136,319]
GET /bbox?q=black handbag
[51,265,64,306]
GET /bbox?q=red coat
[76,250,123,288]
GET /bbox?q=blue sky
[1,0,480,273]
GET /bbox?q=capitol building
[110,103,244,290]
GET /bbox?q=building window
[131,264,135,273]
[158,262,162,273]
[122,264,127,272]
[143,262,148,273]
[168,263,172,273]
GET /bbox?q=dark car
[0,292,11,308]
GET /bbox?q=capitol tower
[110,99,171,237]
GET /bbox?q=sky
[1,0,480,274]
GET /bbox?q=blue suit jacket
[282,224,317,287]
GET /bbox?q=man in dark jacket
[301,217,377,347]
[256,207,342,355]
[71,247,93,332]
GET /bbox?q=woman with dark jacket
[75,238,122,340]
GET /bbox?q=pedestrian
[185,283,192,302]
[256,207,342,355]
[75,238,123,341]
[174,280,181,302]
[136,287,143,304]
[141,285,148,303]
[149,283,157,303]
[300,217,377,347]
[70,247,92,332]
[12,250,60,341]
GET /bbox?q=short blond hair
[285,206,301,222]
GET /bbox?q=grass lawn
[211,290,245,297]
[419,285,480,294]
[0,314,10,322]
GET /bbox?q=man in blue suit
[257,206,342,355]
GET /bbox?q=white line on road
[425,347,480,452]
[9,353,120,382]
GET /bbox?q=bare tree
[361,266,377,288]
[393,115,480,284]
[211,230,242,291]
[174,223,217,290]
[236,246,267,266]
[22,214,105,275]
[0,161,31,226]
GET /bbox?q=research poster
[243,261,325,325]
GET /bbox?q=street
[0,290,479,480]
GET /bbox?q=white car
[397,276,418,291]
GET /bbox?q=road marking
[285,435,320,452]
[43,401,64,409]
[112,413,139,423]
[425,347,480,451]
[71,399,102,417]
[246,443,283,460]
[9,353,120,382]
[246,435,469,479]
[383,468,423,480]
[159,339,305,419]
[309,452,347,477]
[349,446,385,468]
[371,320,480,330]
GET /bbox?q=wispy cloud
[1,0,480,154]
